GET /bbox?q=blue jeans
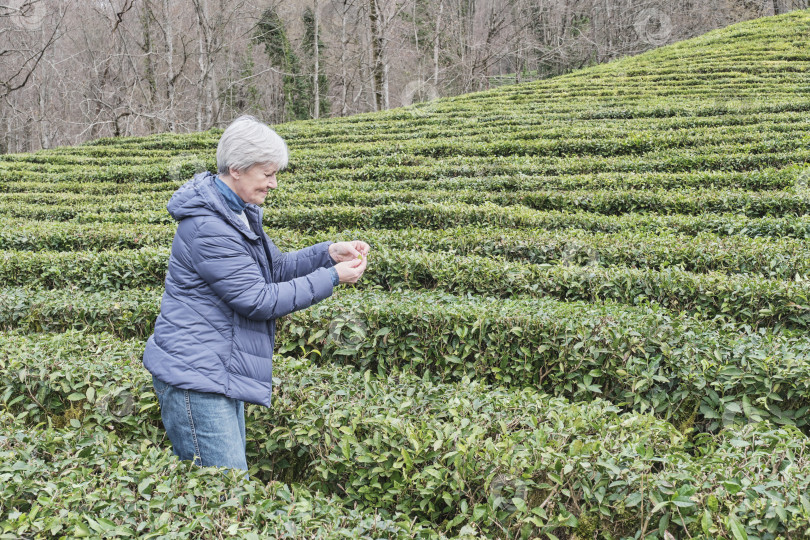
[152,374,249,479]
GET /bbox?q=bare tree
[337,0,351,114]
[313,0,321,118]
[324,0,367,115]
[433,0,443,85]
[191,0,215,130]
[2,0,807,152]
[162,0,179,131]
[0,0,66,99]
[365,0,411,110]
[190,0,257,129]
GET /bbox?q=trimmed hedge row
[1,330,809,538]
[0,286,160,338]
[365,249,810,331]
[286,125,810,156]
[0,153,176,169]
[0,417,420,539]
[0,170,791,195]
[2,286,810,433]
[0,179,181,195]
[3,245,810,331]
[342,225,810,279]
[0,162,192,184]
[12,115,809,152]
[6,221,810,281]
[26,107,810,153]
[11,111,810,146]
[281,289,810,432]
[0,207,173,224]
[272,187,810,217]
[0,166,796,201]
[9,201,810,254]
[11,185,810,218]
[4,143,810,185]
[0,248,171,290]
[10,200,810,242]
[0,219,176,251]
[283,167,796,191]
[258,203,810,239]
[2,150,804,193]
[12,121,807,156]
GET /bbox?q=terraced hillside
[3,9,810,539]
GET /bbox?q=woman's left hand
[329,240,370,263]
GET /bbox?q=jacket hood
[167,171,260,240]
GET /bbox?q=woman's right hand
[334,255,368,284]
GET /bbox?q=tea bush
[2,331,810,537]
[0,412,423,539]
[3,286,810,433]
[2,246,810,331]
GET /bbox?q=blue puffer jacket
[143,171,335,407]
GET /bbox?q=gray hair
[216,115,288,175]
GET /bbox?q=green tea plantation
[3,9,810,540]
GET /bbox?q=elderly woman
[143,115,368,477]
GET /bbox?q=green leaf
[401,448,413,469]
[472,505,487,521]
[728,516,748,540]
[725,401,742,414]
[72,523,92,537]
[625,492,643,507]
[672,498,695,508]
[701,509,712,534]
[340,439,351,460]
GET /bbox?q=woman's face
[230,162,278,205]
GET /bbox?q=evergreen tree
[255,7,309,120]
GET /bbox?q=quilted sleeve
[190,222,334,320]
[267,238,336,283]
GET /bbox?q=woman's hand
[334,256,368,284]
[329,240,370,263]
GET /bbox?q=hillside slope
[2,10,810,540]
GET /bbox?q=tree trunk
[340,1,349,115]
[38,85,51,149]
[368,0,382,111]
[192,0,214,130]
[196,26,205,131]
[382,61,389,109]
[0,114,7,154]
[314,0,320,119]
[163,0,176,131]
[433,0,443,85]
[140,0,157,133]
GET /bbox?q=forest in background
[1,0,808,153]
